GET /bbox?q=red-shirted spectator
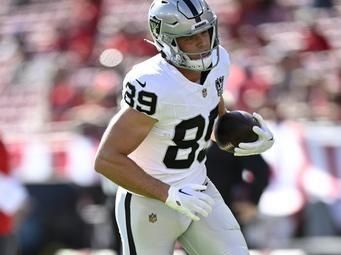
[0,137,11,237]
[0,135,28,255]
[106,24,158,57]
[228,65,270,112]
[302,24,331,52]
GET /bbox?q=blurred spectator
[300,124,341,237]
[306,79,337,121]
[206,142,270,232]
[100,176,121,254]
[236,0,290,27]
[0,134,28,255]
[49,70,80,121]
[313,0,334,9]
[18,184,97,255]
[67,0,102,62]
[230,65,270,112]
[106,23,157,57]
[59,71,119,122]
[50,67,120,122]
[270,52,310,102]
[232,24,268,52]
[252,105,307,249]
[13,0,30,6]
[301,23,331,52]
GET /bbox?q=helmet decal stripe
[182,0,201,22]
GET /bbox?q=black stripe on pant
[124,192,137,255]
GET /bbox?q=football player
[94,0,274,254]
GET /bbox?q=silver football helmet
[148,0,220,71]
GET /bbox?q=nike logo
[179,189,191,196]
[136,79,146,87]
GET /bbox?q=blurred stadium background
[0,0,341,255]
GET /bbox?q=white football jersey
[120,46,230,187]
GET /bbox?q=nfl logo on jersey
[202,88,207,98]
[149,213,157,223]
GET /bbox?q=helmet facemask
[172,24,220,71]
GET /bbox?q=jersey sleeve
[120,69,164,121]
[220,46,231,77]
[218,46,231,91]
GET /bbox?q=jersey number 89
[163,105,218,169]
[124,82,157,115]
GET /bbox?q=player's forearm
[94,154,169,202]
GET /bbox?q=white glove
[234,112,274,156]
[165,184,214,221]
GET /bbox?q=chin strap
[144,38,157,47]
[184,55,212,71]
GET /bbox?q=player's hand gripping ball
[214,111,260,153]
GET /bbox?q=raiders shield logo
[149,213,157,223]
[149,17,161,38]
[215,76,224,96]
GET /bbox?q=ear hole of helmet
[161,51,167,59]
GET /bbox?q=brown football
[214,111,260,153]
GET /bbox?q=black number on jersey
[205,104,219,141]
[163,105,219,169]
[124,82,136,107]
[124,82,157,115]
[163,115,205,169]
[137,91,157,115]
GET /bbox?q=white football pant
[115,179,249,255]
